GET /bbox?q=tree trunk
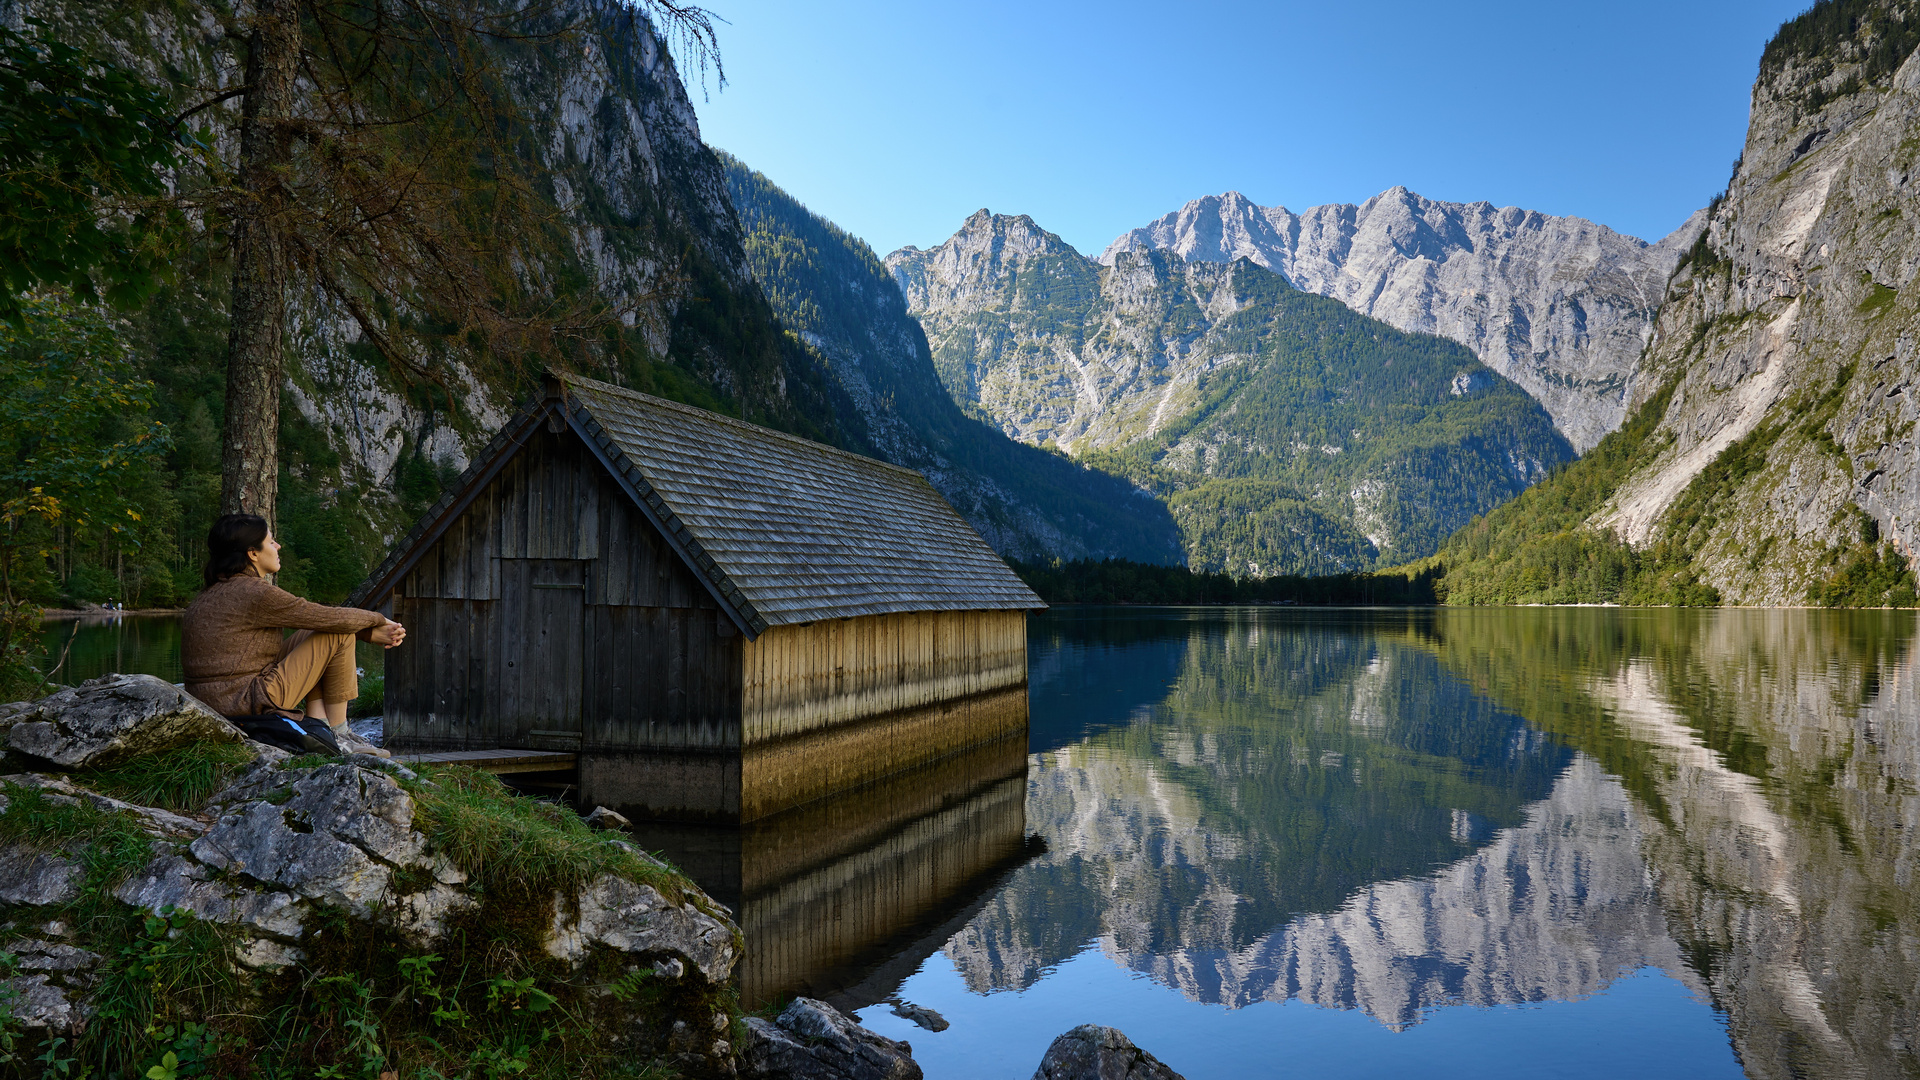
[220,0,301,525]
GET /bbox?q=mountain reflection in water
[860,607,1920,1076]
[910,608,1917,1080]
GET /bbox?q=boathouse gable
[372,423,742,756]
[353,375,1041,821]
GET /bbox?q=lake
[35,613,386,692]
[36,606,1920,1079]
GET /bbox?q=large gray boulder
[1,749,742,1075]
[740,997,921,1080]
[5,673,242,768]
[1032,1025,1186,1080]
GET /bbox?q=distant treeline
[1011,557,1440,606]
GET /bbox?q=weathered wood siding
[386,429,740,753]
[740,609,1027,745]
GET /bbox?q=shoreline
[40,607,186,619]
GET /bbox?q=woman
[182,513,405,758]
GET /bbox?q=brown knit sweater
[181,573,385,716]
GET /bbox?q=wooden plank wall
[386,427,739,752]
[740,609,1027,745]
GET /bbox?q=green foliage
[1759,0,1920,113]
[0,777,163,906]
[1434,379,1716,605]
[1809,508,1919,605]
[1811,541,1919,606]
[350,673,386,718]
[76,741,258,813]
[0,20,194,323]
[1013,557,1439,605]
[0,292,170,687]
[1166,479,1377,577]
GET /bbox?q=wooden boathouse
[350,375,1042,821]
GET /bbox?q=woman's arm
[256,582,388,635]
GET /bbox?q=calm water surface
[729,607,1919,1080]
[43,607,1920,1079]
[34,614,384,689]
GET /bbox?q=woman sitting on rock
[182,513,405,758]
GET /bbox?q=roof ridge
[563,373,930,481]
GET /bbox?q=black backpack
[230,711,345,756]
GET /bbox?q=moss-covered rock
[1,694,744,1078]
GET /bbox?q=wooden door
[501,558,586,746]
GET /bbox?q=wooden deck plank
[393,748,577,774]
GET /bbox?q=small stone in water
[585,805,632,831]
[888,998,949,1032]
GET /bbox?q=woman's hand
[367,619,407,648]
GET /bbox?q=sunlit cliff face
[950,609,1920,1078]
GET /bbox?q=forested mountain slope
[719,155,1179,562]
[16,0,1175,612]
[1105,190,1705,452]
[1437,0,1920,607]
[887,214,1573,572]
[24,0,852,606]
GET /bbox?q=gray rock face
[0,940,104,1033]
[1031,1025,1185,1080]
[740,997,922,1080]
[1586,7,1920,603]
[6,673,242,768]
[1102,189,1704,452]
[5,772,205,838]
[0,846,83,907]
[3,724,742,1066]
[546,872,736,984]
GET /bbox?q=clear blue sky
[691,0,1812,257]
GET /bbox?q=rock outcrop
[1031,1025,1185,1080]
[739,997,922,1080]
[1573,1,1920,603]
[0,676,742,1077]
[4,674,241,768]
[1103,189,1705,452]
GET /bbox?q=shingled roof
[354,374,1042,637]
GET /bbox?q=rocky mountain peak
[1102,187,1701,452]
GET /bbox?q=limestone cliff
[887,215,1572,568]
[720,156,1180,563]
[1104,189,1704,453]
[1583,0,1920,604]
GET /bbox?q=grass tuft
[75,740,257,813]
[405,764,688,902]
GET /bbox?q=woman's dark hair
[204,513,269,587]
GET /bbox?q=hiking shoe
[332,726,391,758]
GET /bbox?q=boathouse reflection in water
[628,733,1037,1010]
